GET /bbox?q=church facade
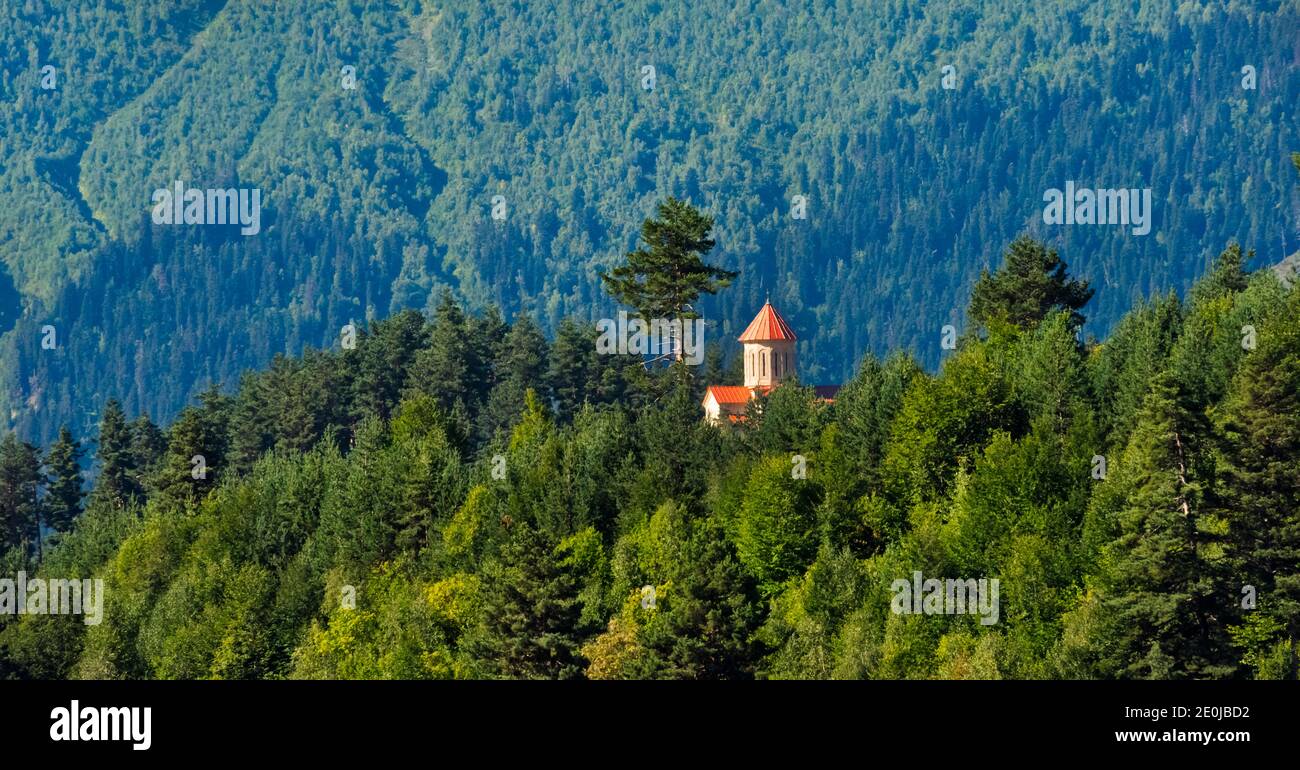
[701,301,839,424]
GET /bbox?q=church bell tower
[738,300,797,389]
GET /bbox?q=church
[701,301,839,424]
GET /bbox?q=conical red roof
[738,301,797,342]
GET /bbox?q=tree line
[1,195,1297,678]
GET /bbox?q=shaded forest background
[1,0,1298,444]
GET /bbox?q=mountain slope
[2,0,1297,442]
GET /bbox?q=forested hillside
[2,0,1298,444]
[1,227,1297,680]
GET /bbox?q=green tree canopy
[969,236,1094,331]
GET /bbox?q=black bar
[1,680,1287,758]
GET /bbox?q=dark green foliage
[480,314,549,439]
[92,400,140,511]
[0,433,42,554]
[148,386,230,508]
[467,524,589,679]
[392,398,468,553]
[634,371,717,506]
[833,353,921,485]
[3,2,1297,450]
[600,197,737,323]
[42,426,83,534]
[351,310,429,423]
[743,381,826,454]
[1089,292,1182,450]
[1083,373,1234,679]
[1214,291,1300,678]
[548,318,599,419]
[407,293,476,414]
[130,415,167,485]
[629,519,764,680]
[969,236,1094,331]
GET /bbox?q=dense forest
[2,0,1298,445]
[1,196,1297,678]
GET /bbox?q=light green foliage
[292,563,462,680]
[735,455,821,593]
[882,342,1019,505]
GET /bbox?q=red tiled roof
[705,385,754,405]
[738,301,797,342]
[703,384,839,408]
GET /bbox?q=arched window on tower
[761,351,767,377]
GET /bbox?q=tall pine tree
[969,235,1094,331]
[601,197,737,367]
[467,524,589,679]
[1090,372,1234,678]
[629,518,764,679]
[0,433,42,556]
[94,399,141,510]
[1214,291,1300,677]
[42,426,84,533]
